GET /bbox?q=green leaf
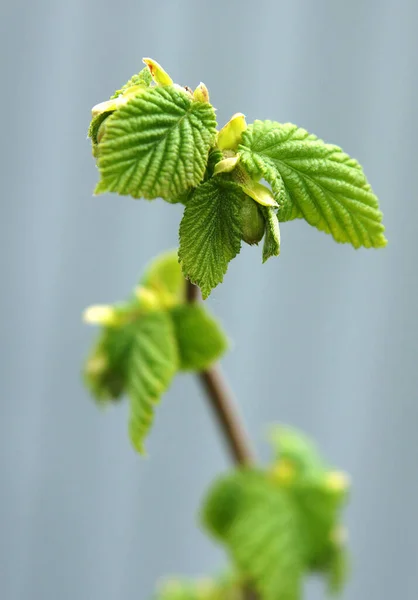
[89,68,153,151]
[326,544,349,594]
[202,470,303,600]
[83,325,134,403]
[308,528,349,594]
[95,86,217,200]
[110,66,152,99]
[205,148,224,180]
[269,425,327,480]
[88,110,113,146]
[169,304,228,371]
[141,250,185,303]
[165,188,194,205]
[179,178,243,298]
[128,311,178,454]
[269,425,350,586]
[293,484,346,566]
[239,120,387,248]
[261,206,280,262]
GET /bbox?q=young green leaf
[128,311,178,454]
[306,522,349,594]
[205,148,224,180]
[178,178,243,298]
[140,250,185,303]
[269,425,350,589]
[169,304,228,371]
[239,120,387,248]
[260,206,280,262]
[88,110,113,147]
[89,67,153,153]
[292,482,347,567]
[269,425,327,480]
[325,543,349,594]
[110,66,152,99]
[142,58,173,86]
[202,470,303,600]
[95,86,217,200]
[83,325,134,403]
[217,113,247,151]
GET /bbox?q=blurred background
[1,0,417,598]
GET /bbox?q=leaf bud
[217,113,247,151]
[193,82,210,103]
[240,195,265,246]
[142,57,173,86]
[83,304,119,326]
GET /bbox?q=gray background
[1,0,417,598]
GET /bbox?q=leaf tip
[217,113,247,151]
[193,82,210,103]
[93,180,107,196]
[142,57,173,86]
[83,304,117,326]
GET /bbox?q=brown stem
[186,280,256,467]
[187,280,258,600]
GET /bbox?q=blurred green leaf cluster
[83,251,228,453]
[202,427,349,599]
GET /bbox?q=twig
[186,280,258,600]
[186,280,255,466]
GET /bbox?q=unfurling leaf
[88,110,113,149]
[179,178,243,298]
[169,304,228,371]
[217,113,247,151]
[128,312,178,454]
[142,57,173,86]
[94,86,217,200]
[83,325,134,403]
[110,66,152,99]
[269,425,328,480]
[140,250,185,304]
[88,67,153,154]
[239,120,387,248]
[261,206,280,262]
[193,82,210,104]
[213,156,240,175]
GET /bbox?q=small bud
[240,195,265,246]
[83,304,118,326]
[213,155,240,175]
[134,286,161,311]
[142,57,173,86]
[241,179,278,208]
[193,82,210,103]
[217,113,247,151]
[325,471,350,493]
[270,458,296,486]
